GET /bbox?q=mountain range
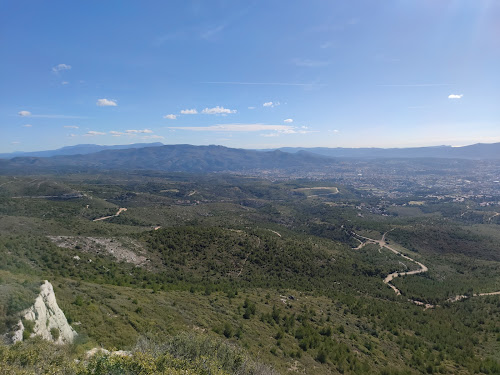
[0,144,328,174]
[268,142,500,160]
[0,142,499,175]
[0,142,164,159]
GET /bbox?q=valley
[1,164,499,374]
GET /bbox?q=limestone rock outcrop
[12,280,77,344]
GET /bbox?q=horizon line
[3,141,498,155]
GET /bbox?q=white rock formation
[10,320,24,343]
[13,280,77,344]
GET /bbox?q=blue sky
[1,0,499,152]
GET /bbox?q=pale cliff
[12,280,77,344]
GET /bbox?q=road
[353,230,499,308]
[488,212,500,223]
[93,207,128,222]
[353,230,433,308]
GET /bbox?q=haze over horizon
[3,141,500,157]
[2,1,499,153]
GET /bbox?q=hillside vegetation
[0,172,499,374]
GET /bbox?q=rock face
[13,280,77,344]
[10,321,24,343]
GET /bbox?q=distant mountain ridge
[1,142,499,175]
[0,144,331,174]
[268,142,500,160]
[0,142,164,159]
[3,141,500,161]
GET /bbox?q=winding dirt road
[353,230,500,308]
[93,207,127,222]
[488,212,500,223]
[353,231,433,308]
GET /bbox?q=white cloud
[141,134,164,140]
[448,94,463,99]
[96,98,118,107]
[248,106,256,110]
[108,129,154,137]
[260,127,313,137]
[52,63,71,73]
[18,110,31,117]
[163,114,177,120]
[125,129,153,134]
[201,106,237,115]
[284,118,293,123]
[263,101,280,108]
[328,129,339,134]
[22,124,32,127]
[169,124,302,134]
[180,109,198,114]
[64,125,79,129]
[85,131,106,136]
[169,124,295,132]
[280,129,298,134]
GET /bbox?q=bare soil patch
[48,235,149,267]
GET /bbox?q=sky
[1,0,499,152]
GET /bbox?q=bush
[0,333,277,375]
[316,349,327,364]
[50,327,60,341]
[21,318,35,341]
[223,323,233,338]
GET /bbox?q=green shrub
[223,323,233,338]
[50,327,60,341]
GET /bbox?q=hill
[0,172,499,374]
[0,142,164,159]
[272,142,500,160]
[0,145,331,174]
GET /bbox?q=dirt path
[353,230,499,308]
[488,212,500,223]
[353,230,433,308]
[448,290,500,303]
[477,291,500,296]
[267,229,282,237]
[352,237,365,250]
[93,207,127,222]
[352,233,380,250]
